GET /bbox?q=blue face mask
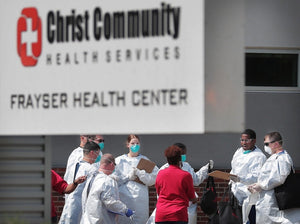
[98,142,104,151]
[181,154,186,162]
[95,154,101,163]
[130,144,140,153]
[243,150,252,154]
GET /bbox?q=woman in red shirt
[51,170,86,223]
[155,145,197,224]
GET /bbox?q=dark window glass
[246,53,298,87]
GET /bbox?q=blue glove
[125,209,134,217]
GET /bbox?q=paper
[208,170,237,181]
[134,158,156,184]
[136,158,156,173]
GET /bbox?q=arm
[249,155,292,193]
[101,178,128,215]
[63,175,87,194]
[183,173,196,202]
[259,157,292,190]
[194,163,209,185]
[52,170,68,194]
[183,162,201,185]
[113,157,137,186]
[113,166,137,186]
[135,165,159,186]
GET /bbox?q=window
[245,49,300,91]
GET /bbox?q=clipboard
[208,170,237,181]
[134,158,156,184]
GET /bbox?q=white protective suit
[81,171,129,224]
[64,147,83,183]
[146,161,209,224]
[255,150,300,224]
[114,154,159,224]
[230,146,266,223]
[64,147,102,184]
[59,161,97,224]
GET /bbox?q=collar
[277,150,285,155]
[168,164,181,169]
[243,146,256,154]
[127,153,140,158]
[80,159,90,164]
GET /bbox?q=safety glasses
[240,138,252,143]
[95,139,104,143]
[264,140,276,146]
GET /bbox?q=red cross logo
[17,7,42,66]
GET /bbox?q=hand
[125,208,134,217]
[74,175,87,185]
[248,183,262,193]
[135,168,145,178]
[127,167,137,181]
[191,197,198,204]
[229,175,240,182]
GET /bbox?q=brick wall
[52,168,230,224]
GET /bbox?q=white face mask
[264,145,272,155]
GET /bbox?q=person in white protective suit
[229,129,266,224]
[64,135,105,184]
[81,153,134,224]
[113,134,159,224]
[59,141,101,224]
[64,135,89,183]
[146,142,213,224]
[248,132,300,224]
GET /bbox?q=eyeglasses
[94,139,104,143]
[240,138,252,143]
[264,140,276,146]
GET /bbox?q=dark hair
[174,142,187,155]
[266,132,283,145]
[242,129,256,139]
[164,145,181,165]
[83,141,100,154]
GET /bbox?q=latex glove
[209,160,214,170]
[127,167,137,181]
[248,183,262,193]
[229,175,240,182]
[125,208,134,217]
[135,168,145,178]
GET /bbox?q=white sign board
[0,0,204,135]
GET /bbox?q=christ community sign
[0,0,205,134]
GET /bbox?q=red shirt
[155,165,195,222]
[51,170,68,218]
